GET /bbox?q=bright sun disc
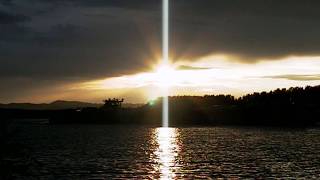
[154,63,176,87]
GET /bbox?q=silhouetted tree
[102,98,124,109]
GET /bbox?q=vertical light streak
[162,0,169,127]
[163,0,169,64]
[163,89,169,127]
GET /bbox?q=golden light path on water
[153,128,181,179]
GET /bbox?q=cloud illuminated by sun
[72,55,320,102]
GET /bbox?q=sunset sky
[1,0,320,103]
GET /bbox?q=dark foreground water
[2,120,320,179]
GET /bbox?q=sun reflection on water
[153,128,181,179]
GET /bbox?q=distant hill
[122,103,145,108]
[0,100,101,110]
[0,100,144,110]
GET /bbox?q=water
[2,121,320,179]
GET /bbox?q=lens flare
[162,0,169,127]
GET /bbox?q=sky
[1,0,320,103]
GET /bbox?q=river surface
[2,120,320,179]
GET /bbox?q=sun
[153,63,177,87]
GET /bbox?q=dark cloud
[263,74,320,81]
[2,0,320,79]
[0,10,30,24]
[0,0,162,80]
[171,0,320,61]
